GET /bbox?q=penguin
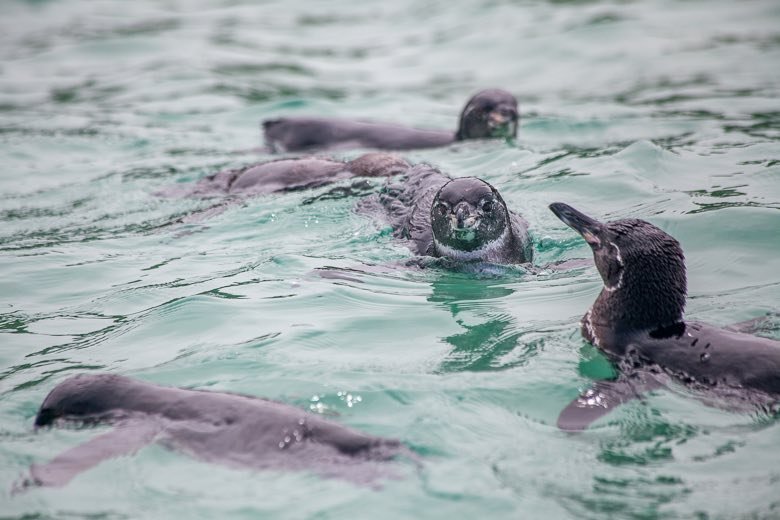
[165,155,532,266]
[20,374,410,490]
[549,202,780,431]
[262,89,518,152]
[366,165,533,264]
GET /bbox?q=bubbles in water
[309,394,328,413]
[577,388,608,408]
[338,391,362,408]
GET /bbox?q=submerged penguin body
[25,374,408,489]
[178,152,410,197]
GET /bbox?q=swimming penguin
[262,89,519,153]
[364,165,532,264]
[549,202,780,431]
[166,154,532,266]
[21,374,409,489]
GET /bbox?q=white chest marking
[603,241,625,292]
[583,308,600,347]
[433,225,509,261]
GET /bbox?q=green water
[2,0,780,517]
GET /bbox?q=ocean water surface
[1,0,779,518]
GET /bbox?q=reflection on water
[428,273,525,372]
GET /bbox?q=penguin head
[431,178,510,257]
[456,89,519,140]
[35,374,135,427]
[549,202,687,331]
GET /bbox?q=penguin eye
[481,199,494,213]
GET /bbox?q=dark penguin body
[23,374,408,489]
[549,202,780,431]
[371,166,532,264]
[263,89,519,153]
[176,152,410,197]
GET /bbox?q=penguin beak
[549,202,603,247]
[487,106,518,137]
[449,202,480,240]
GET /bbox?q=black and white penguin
[370,165,533,264]
[262,89,519,152]
[549,202,780,431]
[22,374,408,489]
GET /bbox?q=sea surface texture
[1,0,779,518]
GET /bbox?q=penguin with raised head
[369,165,533,264]
[549,202,780,431]
[166,154,533,266]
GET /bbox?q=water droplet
[298,417,306,425]
[577,390,607,408]
[284,436,290,443]
[278,441,285,449]
[701,352,711,362]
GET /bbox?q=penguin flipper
[23,420,161,490]
[557,375,664,432]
